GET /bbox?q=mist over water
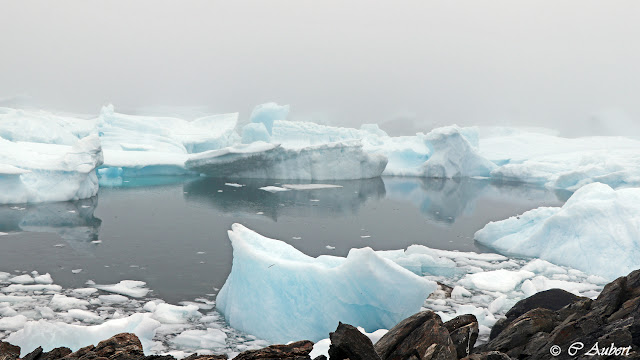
[1,1,639,136]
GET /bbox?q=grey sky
[1,1,639,136]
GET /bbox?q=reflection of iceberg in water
[183,177,386,220]
[0,197,102,254]
[384,177,564,224]
[384,177,488,224]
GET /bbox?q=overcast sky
[1,1,639,136]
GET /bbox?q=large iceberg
[185,141,388,180]
[0,135,103,204]
[0,107,95,145]
[475,182,640,279]
[216,224,437,343]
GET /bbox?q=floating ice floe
[475,182,640,280]
[0,135,103,204]
[216,224,437,343]
[185,141,387,180]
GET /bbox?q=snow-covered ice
[92,280,150,298]
[216,224,437,343]
[475,182,640,279]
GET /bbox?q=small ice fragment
[71,269,82,274]
[225,183,244,188]
[217,190,223,193]
[0,232,8,236]
[256,212,264,215]
[282,184,343,190]
[197,251,206,254]
[91,240,102,244]
[292,237,302,240]
[81,205,91,208]
[93,280,149,298]
[361,235,371,238]
[325,245,335,250]
[259,186,290,193]
[54,244,65,248]
[68,210,76,213]
[310,199,320,202]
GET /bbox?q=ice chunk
[241,122,271,143]
[186,141,387,180]
[282,184,343,190]
[93,280,150,298]
[171,328,227,349]
[67,309,102,322]
[475,182,640,279]
[0,314,28,331]
[259,186,290,193]
[49,294,90,310]
[459,270,535,292]
[217,224,436,343]
[249,102,290,135]
[9,275,34,284]
[422,126,496,178]
[99,294,129,303]
[6,313,161,356]
[34,273,54,284]
[151,303,201,324]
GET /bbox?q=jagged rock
[327,322,381,360]
[311,356,327,360]
[460,351,513,360]
[182,354,227,360]
[22,347,43,360]
[489,289,586,340]
[233,340,313,360]
[0,341,20,360]
[485,308,556,357]
[444,314,479,359]
[63,333,143,360]
[374,310,457,360]
[144,356,178,360]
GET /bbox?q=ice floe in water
[185,141,387,180]
[475,182,640,280]
[0,135,103,204]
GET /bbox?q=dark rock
[233,340,313,360]
[181,354,227,360]
[41,347,72,360]
[489,289,586,340]
[144,356,178,360]
[374,310,457,360]
[327,322,381,360]
[460,351,513,360]
[485,308,556,356]
[63,333,142,360]
[22,347,43,360]
[311,357,327,360]
[444,315,479,359]
[0,341,20,360]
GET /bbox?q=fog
[1,1,639,136]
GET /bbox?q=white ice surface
[0,135,103,204]
[216,224,437,343]
[475,182,640,279]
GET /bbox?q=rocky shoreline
[2,269,639,360]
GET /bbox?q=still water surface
[0,177,567,303]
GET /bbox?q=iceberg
[0,135,103,204]
[475,182,640,279]
[248,102,290,135]
[216,224,437,343]
[185,141,388,180]
[422,126,496,178]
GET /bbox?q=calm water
[0,176,567,303]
